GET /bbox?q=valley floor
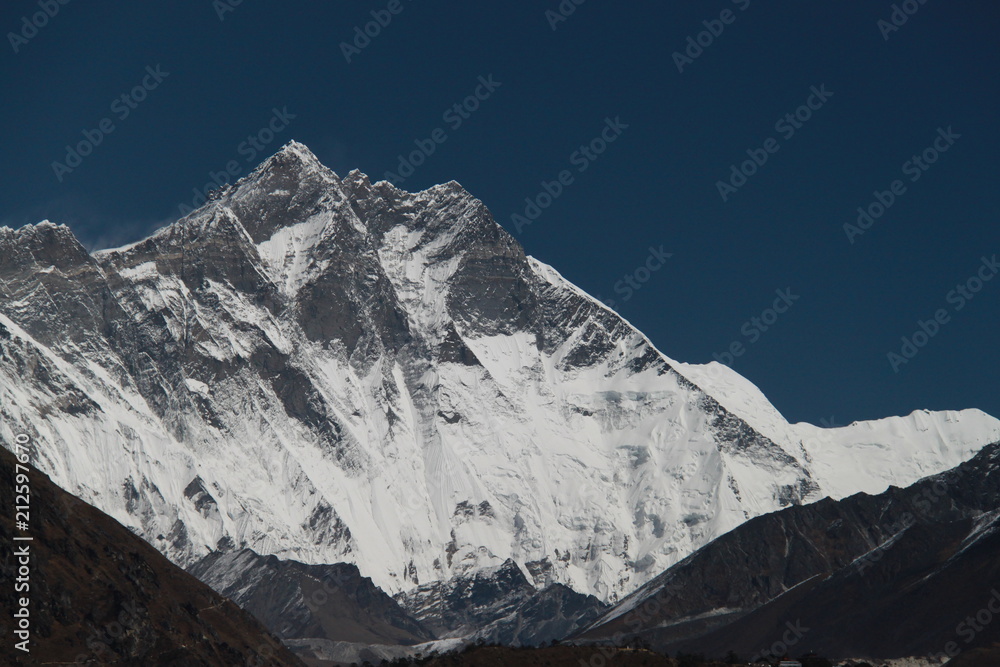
[366,645,726,667]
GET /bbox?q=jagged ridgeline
[1,142,998,607]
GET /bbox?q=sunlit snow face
[3,144,997,605]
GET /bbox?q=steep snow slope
[674,361,1000,499]
[0,142,996,604]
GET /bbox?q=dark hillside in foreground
[581,442,1000,663]
[0,444,303,666]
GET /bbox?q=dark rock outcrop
[189,548,433,647]
[396,559,607,646]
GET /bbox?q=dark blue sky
[2,1,998,425]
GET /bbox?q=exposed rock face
[475,581,609,647]
[188,548,433,647]
[394,558,607,646]
[0,446,303,666]
[580,442,1000,662]
[1,140,997,607]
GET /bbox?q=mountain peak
[247,140,337,185]
[0,219,91,270]
[1,219,71,237]
[271,140,325,170]
[4,140,998,610]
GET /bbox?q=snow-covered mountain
[1,141,997,604]
[577,441,1000,661]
